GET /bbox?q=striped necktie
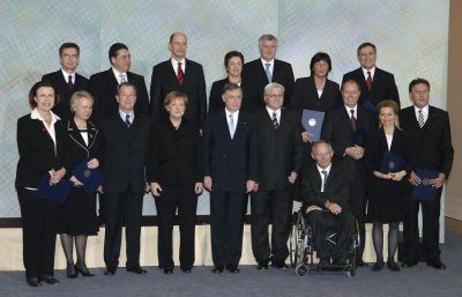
[272,112,279,129]
[418,109,425,128]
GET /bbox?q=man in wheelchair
[300,140,356,268]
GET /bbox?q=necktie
[228,113,235,138]
[125,114,131,127]
[272,112,279,129]
[350,109,357,131]
[265,63,272,82]
[68,75,74,89]
[119,73,127,84]
[418,109,425,128]
[177,62,184,85]
[321,170,328,192]
[366,71,373,91]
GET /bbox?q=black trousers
[155,186,197,269]
[251,189,291,263]
[402,188,442,262]
[17,188,59,279]
[210,190,245,267]
[103,191,144,268]
[307,210,355,260]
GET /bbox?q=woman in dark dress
[15,81,67,286]
[148,91,203,274]
[365,100,411,272]
[59,90,100,278]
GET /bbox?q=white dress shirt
[61,69,75,84]
[171,58,186,76]
[261,58,274,73]
[344,105,358,119]
[362,66,376,80]
[112,67,128,84]
[414,104,429,124]
[266,106,281,124]
[225,108,239,138]
[30,108,61,155]
[119,109,135,125]
[316,163,332,193]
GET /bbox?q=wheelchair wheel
[289,210,306,268]
[295,264,308,277]
[347,270,355,278]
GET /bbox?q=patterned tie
[418,109,425,128]
[366,71,373,91]
[119,73,127,84]
[265,63,272,82]
[177,62,184,85]
[228,113,235,138]
[350,109,357,131]
[321,170,328,192]
[272,112,279,129]
[125,114,131,127]
[67,75,74,89]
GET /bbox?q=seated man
[300,140,355,266]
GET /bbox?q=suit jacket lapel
[107,69,119,89]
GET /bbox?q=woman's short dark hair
[310,52,332,76]
[224,50,244,69]
[28,81,60,109]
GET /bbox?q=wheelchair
[289,206,361,277]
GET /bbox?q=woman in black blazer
[15,81,67,286]
[59,91,101,278]
[147,91,203,274]
[209,51,252,112]
[365,100,411,272]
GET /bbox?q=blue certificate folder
[72,160,104,194]
[351,126,365,145]
[38,173,72,204]
[412,169,439,201]
[301,109,325,142]
[380,152,406,173]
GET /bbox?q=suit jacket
[400,106,454,176]
[42,70,89,120]
[146,118,203,187]
[88,69,150,120]
[208,78,252,113]
[254,108,303,191]
[150,59,207,127]
[15,114,67,188]
[99,114,150,193]
[203,109,257,191]
[300,161,354,210]
[243,58,294,109]
[289,77,341,113]
[342,67,400,108]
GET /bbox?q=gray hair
[70,90,94,112]
[264,82,285,97]
[311,140,334,154]
[258,34,277,47]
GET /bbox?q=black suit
[99,113,150,270]
[89,69,150,119]
[289,77,341,113]
[243,58,294,109]
[15,113,67,279]
[321,105,376,262]
[400,106,454,263]
[42,70,89,120]
[208,78,253,113]
[203,109,257,267]
[146,118,202,270]
[300,161,355,260]
[342,67,400,108]
[251,108,303,263]
[150,59,207,127]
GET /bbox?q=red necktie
[177,62,184,85]
[68,75,74,89]
[350,109,357,131]
[365,71,372,91]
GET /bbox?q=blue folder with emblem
[380,152,406,174]
[351,125,365,145]
[72,160,105,194]
[301,109,325,142]
[38,173,72,204]
[412,169,439,201]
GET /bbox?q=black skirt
[58,187,98,236]
[367,178,410,223]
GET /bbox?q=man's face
[357,45,377,70]
[222,88,243,112]
[169,34,187,60]
[59,47,79,73]
[264,87,284,110]
[259,39,277,61]
[116,85,136,112]
[410,83,430,109]
[311,143,333,169]
[111,49,131,73]
[342,82,360,108]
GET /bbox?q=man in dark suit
[150,32,207,128]
[251,82,303,269]
[99,82,150,275]
[42,42,89,120]
[89,43,150,120]
[400,78,454,270]
[342,42,400,110]
[321,79,376,265]
[243,34,294,110]
[203,83,257,273]
[301,140,355,266]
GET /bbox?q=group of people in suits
[15,32,453,287]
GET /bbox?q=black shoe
[357,259,365,267]
[40,275,59,284]
[401,259,418,268]
[181,266,192,273]
[75,263,94,277]
[127,266,147,274]
[104,264,118,275]
[226,264,240,273]
[66,264,78,279]
[212,265,224,273]
[256,259,269,270]
[371,261,384,271]
[318,258,330,268]
[387,260,400,271]
[427,259,446,270]
[271,260,288,269]
[26,277,41,287]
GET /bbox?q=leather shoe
[271,260,288,269]
[104,265,118,275]
[181,266,192,273]
[256,259,269,270]
[212,265,224,273]
[163,267,173,274]
[26,277,41,287]
[387,260,400,271]
[371,261,384,271]
[127,266,147,274]
[427,259,446,270]
[401,259,418,268]
[66,264,77,279]
[226,264,240,273]
[75,263,94,277]
[40,275,59,284]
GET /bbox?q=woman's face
[312,60,329,78]
[166,98,186,119]
[226,56,243,78]
[379,106,396,128]
[74,97,93,121]
[34,86,56,112]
